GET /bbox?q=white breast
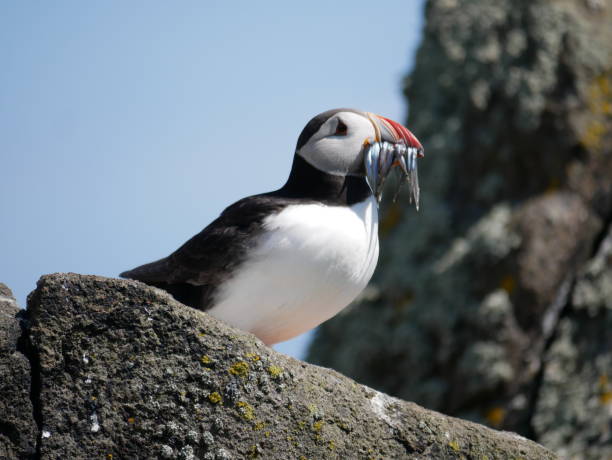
[207,196,379,345]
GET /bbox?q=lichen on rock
[308,1,612,458]
[0,274,555,459]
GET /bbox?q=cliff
[308,1,612,458]
[0,274,555,459]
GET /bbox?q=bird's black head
[294,108,422,178]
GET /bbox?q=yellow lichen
[267,365,283,379]
[336,420,350,432]
[107,455,113,460]
[598,374,612,404]
[448,440,460,452]
[200,355,212,365]
[253,421,266,431]
[499,275,515,294]
[208,392,222,404]
[236,401,255,420]
[229,361,249,378]
[581,73,612,152]
[588,75,611,114]
[127,417,135,424]
[380,202,403,236]
[246,353,260,362]
[247,444,259,459]
[485,406,506,427]
[264,431,270,438]
[581,121,606,151]
[328,440,335,450]
[312,420,324,433]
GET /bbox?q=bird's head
[295,109,423,204]
[295,108,423,177]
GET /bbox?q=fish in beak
[363,113,423,209]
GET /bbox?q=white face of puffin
[296,108,424,208]
[297,111,377,177]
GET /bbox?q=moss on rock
[0,273,557,459]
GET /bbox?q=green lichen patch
[253,420,266,431]
[236,401,255,420]
[581,73,612,152]
[228,361,249,378]
[266,365,283,379]
[247,444,261,459]
[334,418,351,433]
[448,440,460,452]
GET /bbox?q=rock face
[308,0,612,459]
[0,283,36,459]
[0,274,555,459]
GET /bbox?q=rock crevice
[15,310,44,460]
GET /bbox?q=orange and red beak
[370,113,424,157]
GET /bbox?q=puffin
[121,108,423,345]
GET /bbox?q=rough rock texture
[308,1,612,459]
[0,283,36,459]
[0,274,555,459]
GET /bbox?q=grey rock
[0,283,36,459]
[309,0,612,458]
[531,228,612,459]
[4,273,554,459]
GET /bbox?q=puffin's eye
[335,120,348,136]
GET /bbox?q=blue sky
[0,1,425,358]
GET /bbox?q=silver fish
[363,140,421,209]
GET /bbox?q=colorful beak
[372,114,424,157]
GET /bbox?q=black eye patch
[335,119,348,136]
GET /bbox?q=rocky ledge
[0,274,555,459]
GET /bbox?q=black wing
[120,194,293,310]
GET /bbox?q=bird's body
[209,194,379,344]
[121,109,422,345]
